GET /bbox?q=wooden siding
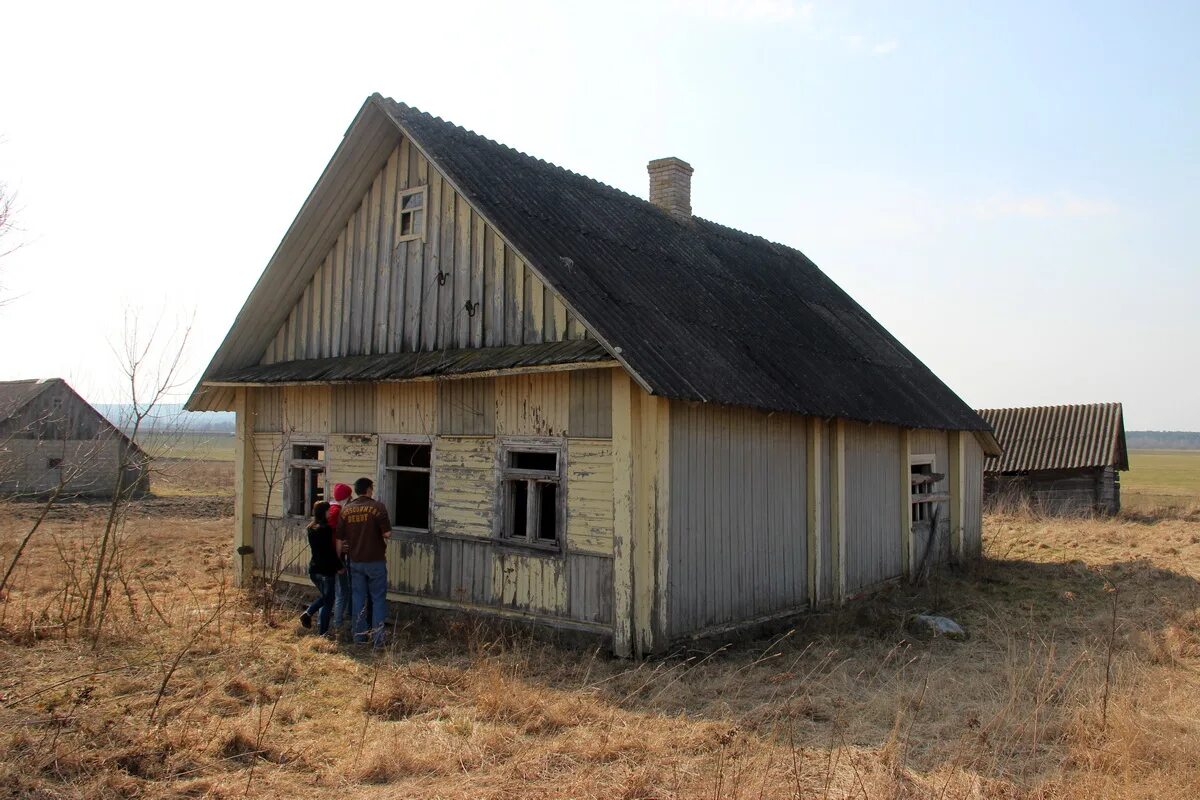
[332,385,376,433]
[438,379,495,435]
[843,421,903,593]
[252,516,308,579]
[432,436,495,537]
[496,372,569,436]
[387,537,436,594]
[964,434,985,556]
[566,439,615,554]
[376,382,436,434]
[328,434,378,488]
[817,419,834,601]
[666,402,809,638]
[492,550,568,616]
[283,386,331,433]
[259,139,588,366]
[569,369,613,438]
[252,388,283,432]
[250,433,286,518]
[0,437,137,497]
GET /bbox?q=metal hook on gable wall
[436,271,448,286]
[464,300,479,317]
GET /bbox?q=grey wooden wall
[666,402,809,638]
[842,421,903,594]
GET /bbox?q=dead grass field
[1,477,1198,798]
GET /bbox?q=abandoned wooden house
[187,94,1000,656]
[977,403,1128,515]
[0,378,150,498]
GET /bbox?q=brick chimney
[647,157,693,221]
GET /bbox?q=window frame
[909,453,946,527]
[396,186,427,243]
[377,434,435,537]
[285,438,327,519]
[495,437,567,554]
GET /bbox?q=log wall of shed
[242,369,615,630]
[259,138,589,366]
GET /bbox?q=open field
[1123,449,1200,511]
[2,475,1199,798]
[140,432,237,464]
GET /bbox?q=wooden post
[611,371,636,658]
[233,388,255,587]
[806,417,823,607]
[634,392,670,657]
[948,430,966,563]
[830,419,846,604]
[899,428,913,580]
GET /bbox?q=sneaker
[299,612,312,629]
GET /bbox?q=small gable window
[397,186,426,241]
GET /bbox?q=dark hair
[307,500,331,529]
[353,476,373,495]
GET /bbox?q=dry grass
[1,497,1199,798]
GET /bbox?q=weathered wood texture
[438,378,495,435]
[0,437,139,497]
[260,139,588,366]
[963,434,985,557]
[910,428,951,568]
[843,421,903,593]
[666,401,809,638]
[984,466,1118,516]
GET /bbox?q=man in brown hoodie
[335,477,391,646]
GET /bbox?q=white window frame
[495,437,566,553]
[396,186,427,243]
[910,453,946,526]
[377,434,435,535]
[286,438,327,518]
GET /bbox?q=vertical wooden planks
[569,369,614,438]
[436,176,456,350]
[454,193,472,347]
[470,210,485,348]
[375,382,436,435]
[496,373,570,437]
[373,148,398,353]
[526,265,543,344]
[437,378,495,436]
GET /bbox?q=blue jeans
[350,560,388,646]
[333,569,351,627]
[305,570,337,634]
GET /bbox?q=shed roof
[191,94,994,440]
[976,403,1128,473]
[0,379,57,420]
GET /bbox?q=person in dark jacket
[300,501,342,635]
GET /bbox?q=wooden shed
[0,378,150,499]
[977,403,1128,515]
[188,94,1000,656]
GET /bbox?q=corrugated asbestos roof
[191,94,993,436]
[210,340,612,385]
[977,403,1128,473]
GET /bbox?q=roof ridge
[378,96,687,217]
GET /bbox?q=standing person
[336,477,391,647]
[328,483,353,630]
[300,501,341,636]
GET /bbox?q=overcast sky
[1,0,1196,429]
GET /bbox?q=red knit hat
[332,483,352,502]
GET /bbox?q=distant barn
[0,379,150,499]
[977,403,1128,515]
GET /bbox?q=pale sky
[1,0,1196,429]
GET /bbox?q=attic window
[397,186,426,241]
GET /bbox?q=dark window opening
[508,481,529,539]
[399,189,425,239]
[499,444,562,548]
[384,442,432,531]
[47,457,63,469]
[537,482,557,541]
[510,450,557,471]
[288,442,326,516]
[293,444,324,461]
[911,462,934,524]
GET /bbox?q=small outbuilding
[977,403,1128,515]
[189,95,1001,656]
[0,379,150,498]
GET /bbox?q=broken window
[397,186,426,240]
[383,441,432,531]
[499,443,562,548]
[287,442,326,517]
[910,457,945,525]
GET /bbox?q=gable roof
[977,403,1128,473]
[0,378,146,455]
[191,94,993,440]
[0,379,56,420]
